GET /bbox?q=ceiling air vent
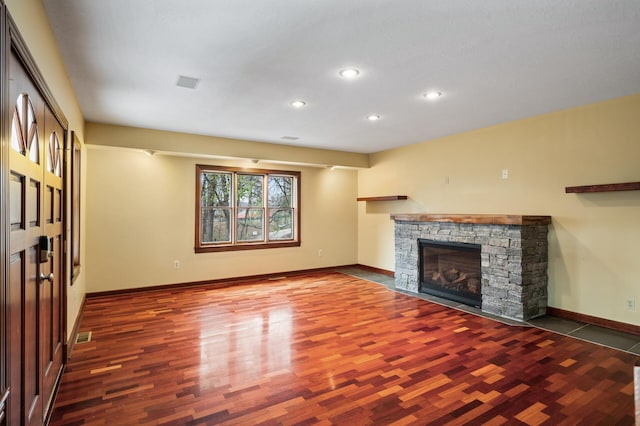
[176,75,200,89]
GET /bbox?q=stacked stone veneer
[393,218,549,321]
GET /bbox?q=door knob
[39,272,54,283]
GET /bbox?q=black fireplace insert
[418,239,482,308]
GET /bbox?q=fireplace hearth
[419,239,481,308]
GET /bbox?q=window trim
[195,164,301,253]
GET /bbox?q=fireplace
[419,239,482,308]
[392,214,551,321]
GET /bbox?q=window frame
[195,164,301,253]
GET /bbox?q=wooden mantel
[390,213,552,226]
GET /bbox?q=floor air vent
[268,276,287,281]
[75,331,92,344]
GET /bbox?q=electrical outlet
[501,169,509,179]
[318,249,323,257]
[174,260,180,269]
[626,298,636,311]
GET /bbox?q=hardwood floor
[51,272,637,425]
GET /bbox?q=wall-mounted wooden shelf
[357,195,408,202]
[565,181,640,193]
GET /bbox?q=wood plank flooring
[51,272,638,425]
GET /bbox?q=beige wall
[358,94,640,326]
[6,0,86,340]
[85,146,358,292]
[86,122,369,169]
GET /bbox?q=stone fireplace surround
[392,214,551,321]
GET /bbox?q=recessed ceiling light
[424,91,442,100]
[176,75,200,89]
[367,114,381,121]
[339,68,360,78]
[290,100,306,108]
[281,136,299,141]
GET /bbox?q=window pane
[268,176,292,208]
[237,208,264,241]
[201,208,232,243]
[269,208,293,240]
[201,172,231,207]
[237,174,263,207]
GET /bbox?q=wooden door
[8,47,65,425]
[41,95,65,416]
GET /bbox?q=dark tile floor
[336,266,640,355]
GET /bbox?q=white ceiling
[43,0,640,154]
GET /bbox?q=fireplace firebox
[418,239,482,308]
